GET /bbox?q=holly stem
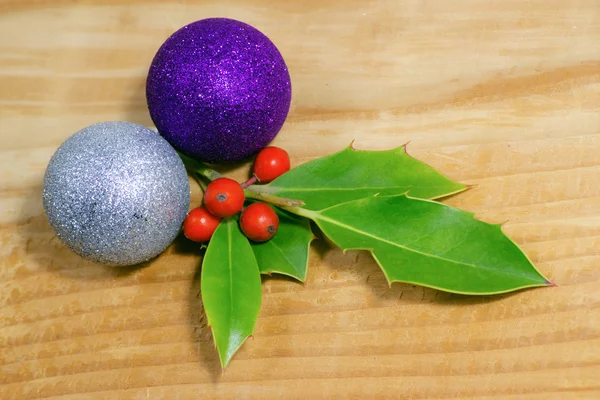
[241,176,257,189]
[177,151,304,208]
[177,151,222,181]
[193,172,209,192]
[197,166,222,182]
[244,189,305,208]
[277,205,316,220]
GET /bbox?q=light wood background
[1,1,599,399]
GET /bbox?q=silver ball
[42,121,191,266]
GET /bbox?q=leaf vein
[274,185,455,192]
[228,222,233,335]
[315,214,541,283]
[265,240,302,278]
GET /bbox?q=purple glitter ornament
[146,18,292,163]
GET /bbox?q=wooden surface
[1,1,599,399]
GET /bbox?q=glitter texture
[146,18,292,163]
[42,121,191,266]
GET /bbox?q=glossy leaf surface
[201,218,262,367]
[302,195,550,295]
[250,207,313,282]
[255,144,466,210]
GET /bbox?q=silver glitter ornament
[42,121,191,266]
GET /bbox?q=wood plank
[1,0,598,398]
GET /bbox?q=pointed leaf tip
[402,141,411,153]
[309,195,550,295]
[251,208,313,282]
[491,221,507,230]
[264,141,466,210]
[201,219,262,369]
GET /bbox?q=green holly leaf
[296,194,550,295]
[250,207,314,282]
[201,218,262,368]
[251,143,466,211]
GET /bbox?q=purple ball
[146,18,292,163]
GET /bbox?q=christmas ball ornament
[42,121,191,266]
[146,18,292,163]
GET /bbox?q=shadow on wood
[16,186,154,281]
[187,258,224,381]
[309,229,517,307]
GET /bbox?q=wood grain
[1,1,599,398]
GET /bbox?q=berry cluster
[183,146,291,243]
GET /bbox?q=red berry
[240,203,279,242]
[204,177,245,217]
[253,146,291,183]
[183,206,221,242]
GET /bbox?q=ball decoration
[146,18,292,163]
[42,121,191,266]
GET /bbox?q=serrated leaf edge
[257,234,314,283]
[348,141,471,200]
[267,141,470,200]
[300,193,552,295]
[253,207,315,282]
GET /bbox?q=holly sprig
[180,143,553,368]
